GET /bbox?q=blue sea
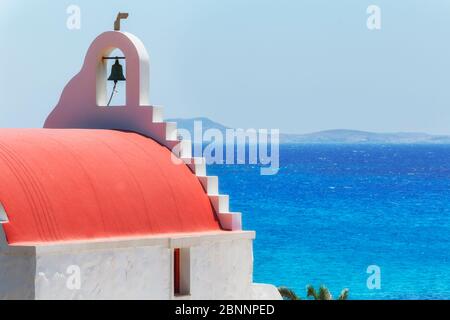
[208,144,450,300]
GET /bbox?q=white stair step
[182,157,206,176]
[150,122,170,145]
[150,121,177,143]
[165,122,178,141]
[218,212,242,231]
[166,139,192,159]
[151,105,164,123]
[198,176,218,195]
[209,194,229,213]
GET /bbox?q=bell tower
[44,30,156,137]
[43,20,242,232]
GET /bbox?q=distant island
[281,129,450,144]
[167,117,450,144]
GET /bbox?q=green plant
[278,285,349,300]
[278,286,301,300]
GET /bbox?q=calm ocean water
[208,144,450,300]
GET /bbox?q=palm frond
[318,286,333,300]
[278,287,300,300]
[338,288,349,300]
[306,285,319,300]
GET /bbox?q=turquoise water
[208,144,450,300]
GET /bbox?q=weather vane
[114,12,129,31]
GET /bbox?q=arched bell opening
[96,48,127,107]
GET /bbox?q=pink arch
[44,32,157,139]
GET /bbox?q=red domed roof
[0,129,221,245]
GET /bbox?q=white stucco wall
[250,284,283,300]
[0,230,280,300]
[35,243,171,300]
[0,229,35,300]
[188,238,254,299]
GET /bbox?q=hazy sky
[1,0,450,134]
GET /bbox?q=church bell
[107,58,126,83]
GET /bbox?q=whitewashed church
[0,22,281,300]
